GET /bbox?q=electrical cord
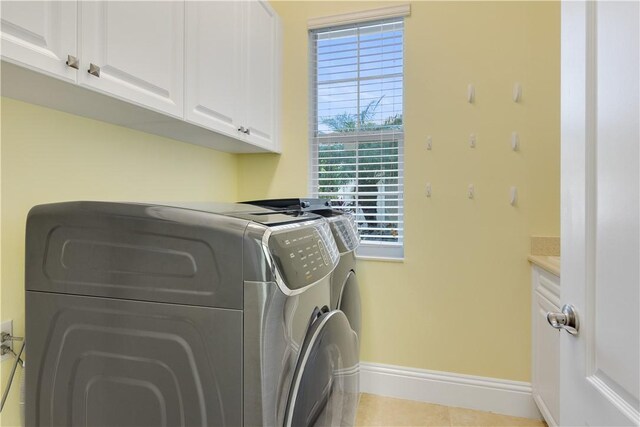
[0,340,25,413]
[1,346,25,368]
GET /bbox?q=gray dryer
[25,201,359,427]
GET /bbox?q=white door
[185,1,243,138]
[560,1,639,426]
[79,1,184,117]
[243,0,279,150]
[0,1,77,82]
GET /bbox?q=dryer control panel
[268,221,339,291]
[328,214,360,253]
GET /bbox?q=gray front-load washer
[25,201,359,427]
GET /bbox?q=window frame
[308,18,405,260]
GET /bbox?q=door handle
[547,304,579,335]
[88,63,100,77]
[66,55,79,69]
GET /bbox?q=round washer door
[285,310,360,427]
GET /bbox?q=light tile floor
[355,393,547,427]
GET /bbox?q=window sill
[355,255,405,263]
[356,243,404,261]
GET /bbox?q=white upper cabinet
[79,1,184,118]
[185,1,242,137]
[243,1,280,150]
[185,0,280,151]
[1,0,280,153]
[0,1,78,82]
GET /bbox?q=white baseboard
[359,362,542,420]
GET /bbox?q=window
[309,18,404,259]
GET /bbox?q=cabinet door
[79,1,184,117]
[0,1,77,82]
[532,291,560,426]
[243,1,280,150]
[185,1,243,138]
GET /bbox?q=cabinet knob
[88,63,101,77]
[238,126,245,133]
[65,55,79,70]
[244,128,251,135]
[547,304,579,335]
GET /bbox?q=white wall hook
[426,182,432,197]
[467,84,475,103]
[513,83,522,102]
[426,136,432,150]
[510,186,518,205]
[469,133,476,148]
[511,132,520,151]
[468,184,475,199]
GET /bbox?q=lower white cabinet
[531,266,560,426]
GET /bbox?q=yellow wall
[239,1,560,380]
[1,2,559,424]
[0,98,238,426]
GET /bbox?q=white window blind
[309,19,404,257]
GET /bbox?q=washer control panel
[268,221,339,290]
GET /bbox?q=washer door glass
[285,310,360,427]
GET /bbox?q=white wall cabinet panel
[185,1,242,137]
[531,266,560,427]
[1,0,280,153]
[243,0,279,150]
[0,1,77,82]
[185,0,280,151]
[79,1,184,118]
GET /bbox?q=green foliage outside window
[317,97,403,241]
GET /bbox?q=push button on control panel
[318,240,330,266]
